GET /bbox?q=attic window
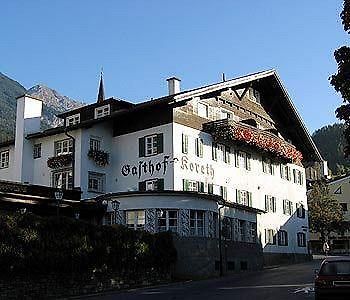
[66,113,80,126]
[94,104,110,119]
[266,128,279,136]
[247,88,261,104]
[241,118,258,128]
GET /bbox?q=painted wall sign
[121,155,172,179]
[179,155,214,179]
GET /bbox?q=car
[314,256,350,300]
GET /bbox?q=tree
[308,181,344,241]
[330,0,350,157]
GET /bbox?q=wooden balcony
[203,119,303,163]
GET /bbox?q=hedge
[0,212,177,278]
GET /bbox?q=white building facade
[0,70,326,272]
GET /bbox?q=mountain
[312,123,350,175]
[0,72,83,142]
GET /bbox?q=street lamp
[54,189,63,216]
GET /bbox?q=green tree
[330,0,350,157]
[308,181,343,241]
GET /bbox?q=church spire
[97,70,105,103]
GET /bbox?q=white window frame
[54,139,73,156]
[145,178,158,191]
[52,169,73,190]
[265,229,276,245]
[145,134,158,157]
[190,210,205,236]
[221,109,233,120]
[297,232,306,247]
[265,195,276,213]
[237,219,245,242]
[197,102,209,118]
[126,210,145,230]
[103,211,117,226]
[33,143,41,159]
[89,137,101,151]
[283,199,293,215]
[94,104,110,119]
[158,210,178,233]
[278,230,288,246]
[237,190,252,206]
[0,150,9,169]
[262,157,274,175]
[296,203,306,218]
[195,138,204,158]
[182,133,188,154]
[235,150,251,170]
[88,172,105,193]
[66,113,80,126]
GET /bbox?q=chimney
[166,77,181,95]
[14,95,43,183]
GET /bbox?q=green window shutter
[225,146,230,163]
[200,182,205,192]
[157,133,163,154]
[212,143,217,161]
[157,178,164,191]
[208,183,213,194]
[248,192,252,207]
[264,229,268,243]
[246,153,251,170]
[236,189,240,203]
[183,179,189,191]
[234,150,239,167]
[262,158,266,173]
[139,137,145,157]
[272,197,276,212]
[271,164,275,175]
[138,181,146,191]
[182,134,188,154]
[199,139,203,157]
[265,195,269,211]
[195,138,199,156]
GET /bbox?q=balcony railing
[47,153,73,169]
[203,119,303,163]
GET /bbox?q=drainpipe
[64,129,75,189]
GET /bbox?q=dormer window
[94,104,110,119]
[66,113,80,126]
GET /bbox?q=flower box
[47,154,73,169]
[88,149,109,167]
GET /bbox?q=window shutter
[264,229,267,243]
[280,164,283,179]
[139,137,145,157]
[287,167,291,180]
[271,164,275,175]
[285,232,289,246]
[199,139,203,157]
[225,146,230,164]
[157,133,164,154]
[272,197,276,212]
[293,169,297,183]
[182,134,188,154]
[246,153,251,170]
[138,181,146,191]
[236,189,240,203]
[208,183,213,194]
[195,138,199,156]
[277,231,281,246]
[200,182,205,192]
[248,192,252,207]
[157,178,164,191]
[283,200,286,214]
[262,159,266,173]
[265,195,269,211]
[212,143,217,161]
[273,232,277,245]
[234,150,239,167]
[183,179,189,191]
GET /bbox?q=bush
[0,212,177,277]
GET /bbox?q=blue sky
[1,0,347,132]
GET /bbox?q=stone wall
[173,236,263,279]
[263,252,312,267]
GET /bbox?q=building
[309,174,350,254]
[0,70,326,276]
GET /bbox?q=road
[78,259,321,300]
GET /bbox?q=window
[126,210,145,230]
[103,211,117,226]
[198,102,209,118]
[262,157,274,175]
[54,139,73,156]
[33,144,41,159]
[89,137,101,151]
[278,230,288,246]
[183,179,204,192]
[265,229,276,245]
[236,190,252,207]
[221,109,233,120]
[208,183,214,194]
[248,88,261,104]
[182,134,188,154]
[195,138,204,158]
[139,134,163,157]
[265,195,276,213]
[88,172,105,193]
[237,220,246,241]
[280,164,291,181]
[297,232,306,247]
[296,203,306,218]
[139,178,164,191]
[66,113,80,126]
[190,210,205,236]
[94,104,110,119]
[293,169,303,185]
[0,150,9,169]
[158,210,178,233]
[235,150,251,170]
[52,169,73,190]
[283,199,293,215]
[220,186,228,200]
[213,143,230,163]
[340,203,348,212]
[249,222,257,243]
[212,142,218,161]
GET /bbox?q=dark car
[315,256,350,300]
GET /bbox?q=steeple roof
[97,72,105,103]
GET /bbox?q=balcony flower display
[47,153,73,169]
[203,119,303,163]
[88,149,109,167]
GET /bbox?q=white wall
[0,145,15,182]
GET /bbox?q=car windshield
[319,261,350,275]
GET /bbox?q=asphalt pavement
[76,259,322,300]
